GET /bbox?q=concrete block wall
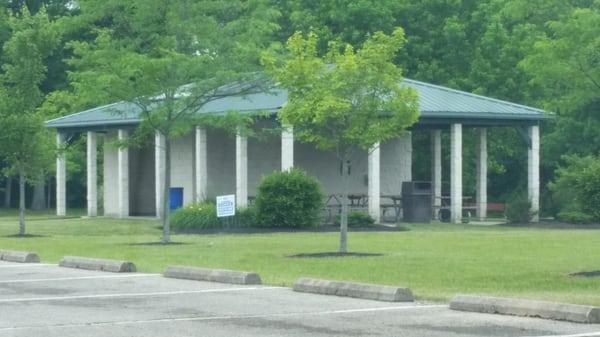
[206,128,236,199]
[103,128,413,212]
[381,133,412,196]
[295,142,370,195]
[170,133,195,206]
[103,131,119,216]
[248,134,281,194]
[129,145,155,215]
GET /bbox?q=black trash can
[402,181,432,223]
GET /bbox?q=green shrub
[254,168,324,228]
[550,155,600,222]
[334,211,375,228]
[557,210,595,224]
[505,195,534,224]
[170,202,255,231]
[235,206,257,227]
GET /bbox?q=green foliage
[170,202,255,231]
[66,0,280,242]
[0,7,61,233]
[254,169,324,228]
[277,0,404,53]
[505,194,534,224]
[557,210,595,224]
[263,28,419,251]
[521,7,600,114]
[0,7,59,179]
[67,0,281,138]
[2,0,599,233]
[263,28,419,154]
[550,155,600,222]
[334,211,375,228]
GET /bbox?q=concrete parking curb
[59,256,136,273]
[293,277,414,302]
[450,295,600,324]
[164,266,262,285]
[0,250,40,263]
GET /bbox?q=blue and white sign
[216,195,236,217]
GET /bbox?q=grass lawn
[0,209,599,305]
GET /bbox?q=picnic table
[381,195,402,222]
[323,194,402,223]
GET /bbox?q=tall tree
[521,5,600,168]
[0,7,59,234]
[68,0,279,243]
[263,28,419,252]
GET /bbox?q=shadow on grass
[499,220,600,229]
[287,252,383,258]
[172,224,410,235]
[3,233,48,238]
[126,241,188,246]
[569,270,600,277]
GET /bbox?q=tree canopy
[0,6,59,234]
[264,28,419,252]
[0,0,598,223]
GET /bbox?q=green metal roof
[46,79,548,130]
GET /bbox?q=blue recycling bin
[169,187,184,210]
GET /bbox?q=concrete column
[399,132,413,183]
[56,132,66,217]
[368,143,381,223]
[281,125,294,171]
[528,125,540,222]
[86,131,97,217]
[155,131,166,218]
[450,123,462,223]
[431,130,442,218]
[117,129,129,218]
[476,128,488,220]
[195,127,208,202]
[236,133,248,208]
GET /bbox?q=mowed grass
[0,209,599,305]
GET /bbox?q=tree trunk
[4,177,12,208]
[18,171,25,236]
[161,138,171,244]
[339,159,349,253]
[30,172,46,210]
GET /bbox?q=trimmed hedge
[551,155,600,222]
[505,195,534,224]
[254,168,324,228]
[170,202,256,231]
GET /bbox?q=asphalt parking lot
[1,261,600,337]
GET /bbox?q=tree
[521,6,600,114]
[0,7,59,234]
[68,0,279,243]
[263,28,419,253]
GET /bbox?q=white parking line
[523,332,600,337]
[0,304,446,331]
[0,263,55,268]
[0,286,286,303]
[0,273,160,284]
